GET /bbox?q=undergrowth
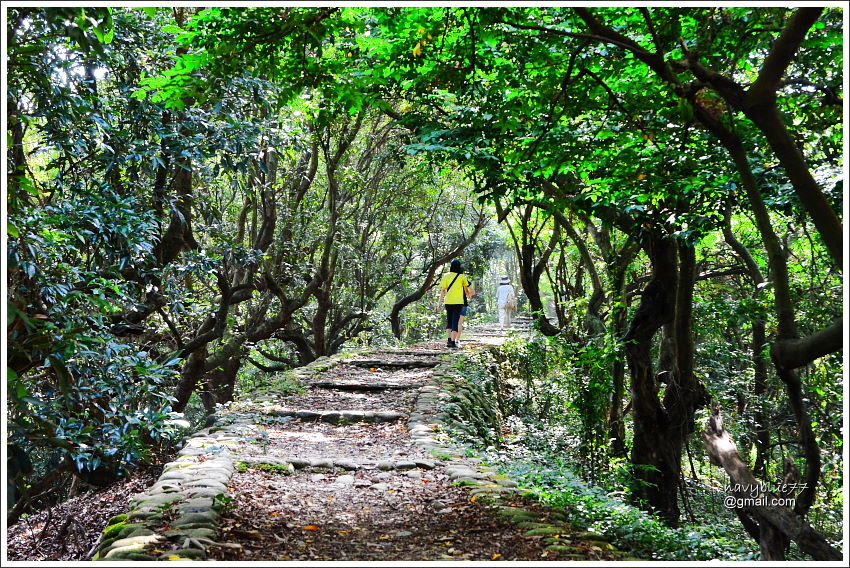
[490,453,758,561]
[444,344,769,562]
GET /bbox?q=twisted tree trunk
[626,235,710,525]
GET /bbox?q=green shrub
[499,457,757,561]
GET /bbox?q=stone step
[347,358,439,369]
[383,348,446,357]
[267,409,406,424]
[311,380,420,391]
[238,456,441,472]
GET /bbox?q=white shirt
[496,284,515,307]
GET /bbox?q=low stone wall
[425,351,505,448]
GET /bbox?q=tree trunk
[722,208,771,476]
[7,102,28,211]
[751,319,770,477]
[703,118,825,517]
[549,209,604,333]
[173,347,207,413]
[200,355,242,413]
[662,242,710,509]
[702,405,841,560]
[626,236,709,525]
[624,235,679,523]
[153,115,198,265]
[599,228,638,459]
[691,113,841,553]
[513,205,561,336]
[389,270,440,339]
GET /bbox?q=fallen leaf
[492,553,502,560]
[303,525,319,531]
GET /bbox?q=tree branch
[771,317,843,371]
[748,8,824,103]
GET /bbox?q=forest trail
[93,320,624,562]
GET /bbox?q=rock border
[94,424,247,561]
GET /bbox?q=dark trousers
[445,304,463,332]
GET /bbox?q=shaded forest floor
[6,464,165,561]
[7,323,627,562]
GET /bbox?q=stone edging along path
[94,338,625,561]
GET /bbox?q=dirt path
[206,334,557,561]
[91,321,625,561]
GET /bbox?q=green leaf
[161,25,185,34]
[19,176,38,196]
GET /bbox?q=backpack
[505,288,517,310]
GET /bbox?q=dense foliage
[5,5,842,560]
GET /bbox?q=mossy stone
[171,511,220,526]
[159,548,207,560]
[252,462,294,475]
[181,527,218,540]
[98,536,118,551]
[166,521,217,531]
[514,521,549,529]
[452,477,481,487]
[587,540,616,550]
[524,526,566,537]
[122,552,159,561]
[102,521,128,540]
[116,524,153,539]
[575,530,609,541]
[127,511,163,523]
[164,527,217,540]
[546,544,580,553]
[104,513,128,526]
[134,492,184,507]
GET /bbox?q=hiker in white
[496,276,517,330]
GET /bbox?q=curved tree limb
[702,405,841,560]
[771,318,843,371]
[748,8,824,102]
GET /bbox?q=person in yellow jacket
[436,259,475,349]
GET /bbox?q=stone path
[93,321,624,561]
